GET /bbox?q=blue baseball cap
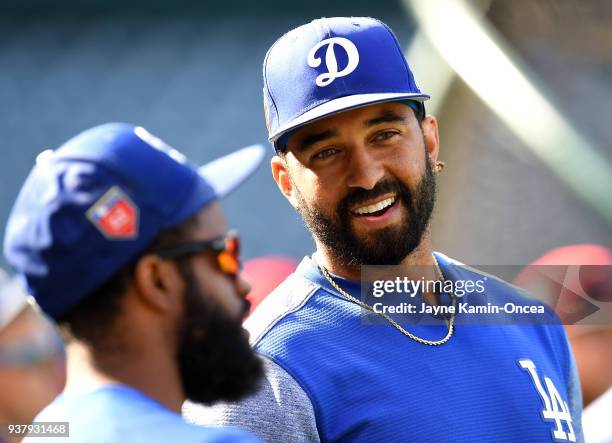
[263,17,430,151]
[3,123,265,320]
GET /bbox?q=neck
[315,230,440,305]
[315,229,436,281]
[63,337,184,413]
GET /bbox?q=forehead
[286,102,415,148]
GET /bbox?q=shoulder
[142,418,261,443]
[244,272,321,347]
[183,355,319,443]
[30,388,260,443]
[438,252,575,371]
[141,409,260,443]
[182,424,261,443]
[244,269,363,371]
[436,252,559,311]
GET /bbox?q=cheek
[212,278,244,315]
[295,169,344,211]
[288,156,347,210]
[294,167,320,197]
[387,145,427,184]
[191,257,244,317]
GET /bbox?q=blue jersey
[26,385,260,443]
[241,252,583,442]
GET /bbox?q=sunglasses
[155,230,241,275]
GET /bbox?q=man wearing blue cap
[184,17,583,442]
[3,123,265,442]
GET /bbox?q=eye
[312,147,339,161]
[373,130,399,142]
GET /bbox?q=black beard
[295,155,436,267]
[177,266,263,405]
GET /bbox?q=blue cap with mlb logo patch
[263,17,430,151]
[3,123,264,319]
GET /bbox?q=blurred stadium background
[0,0,610,268]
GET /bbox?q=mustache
[339,179,409,213]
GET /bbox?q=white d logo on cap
[307,37,359,87]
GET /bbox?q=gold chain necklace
[318,255,456,346]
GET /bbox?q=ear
[132,255,184,314]
[421,115,440,164]
[271,155,298,208]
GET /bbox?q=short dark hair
[57,213,198,350]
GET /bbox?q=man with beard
[184,17,583,442]
[3,123,264,442]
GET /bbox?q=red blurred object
[514,244,612,407]
[243,256,298,315]
[514,244,612,304]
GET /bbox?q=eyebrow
[364,111,408,128]
[297,129,338,153]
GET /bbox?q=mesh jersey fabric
[245,252,583,442]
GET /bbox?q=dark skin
[271,102,441,301]
[63,202,250,413]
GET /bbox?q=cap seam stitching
[263,41,281,131]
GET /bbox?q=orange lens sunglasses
[155,230,240,275]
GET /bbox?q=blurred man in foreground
[3,123,264,442]
[185,17,584,442]
[0,272,65,443]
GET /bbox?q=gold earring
[435,161,445,173]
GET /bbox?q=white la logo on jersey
[519,359,576,442]
[307,37,359,87]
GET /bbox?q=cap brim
[270,92,430,143]
[198,144,266,198]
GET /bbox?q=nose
[235,273,251,299]
[346,145,384,190]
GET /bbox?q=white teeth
[353,196,396,215]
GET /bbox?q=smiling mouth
[351,195,397,217]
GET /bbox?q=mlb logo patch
[86,186,139,239]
